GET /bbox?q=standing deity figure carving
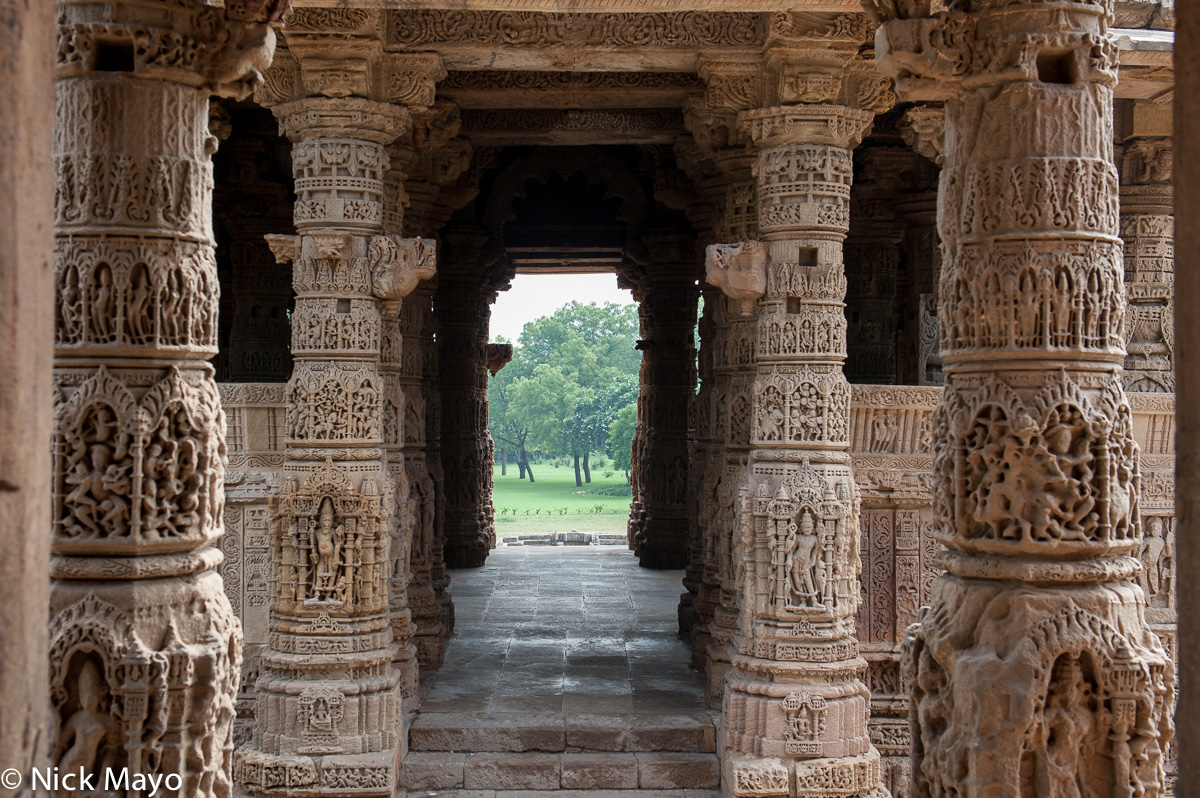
[873,0,1175,796]
[49,0,285,795]
[786,508,824,607]
[310,498,344,602]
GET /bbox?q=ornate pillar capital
[740,104,875,153]
[761,12,895,112]
[872,0,1118,101]
[273,96,409,145]
[56,0,285,100]
[1118,135,1174,188]
[257,26,445,109]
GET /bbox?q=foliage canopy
[488,301,641,486]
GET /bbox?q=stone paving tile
[423,547,706,716]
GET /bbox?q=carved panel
[53,367,225,552]
[388,11,766,48]
[56,236,218,353]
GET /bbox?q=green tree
[487,302,641,486]
[607,402,638,482]
[571,376,637,484]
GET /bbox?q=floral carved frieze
[388,11,766,48]
[442,70,703,91]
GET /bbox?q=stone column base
[723,749,890,798]
[235,748,403,797]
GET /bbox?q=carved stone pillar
[436,228,495,569]
[676,148,757,667]
[705,17,892,795]
[50,1,282,794]
[236,49,439,789]
[0,0,54,786]
[687,284,719,657]
[420,290,454,637]
[844,186,904,385]
[387,112,475,647]
[379,131,446,676]
[875,1,1175,795]
[1118,133,1174,393]
[626,281,650,556]
[214,114,295,383]
[704,292,759,708]
[897,106,945,387]
[696,150,761,708]
[638,235,700,571]
[390,286,442,670]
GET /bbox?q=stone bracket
[706,241,769,316]
[369,235,438,301]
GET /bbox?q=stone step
[402,752,721,792]
[409,712,717,754]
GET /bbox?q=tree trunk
[500,448,507,476]
[583,450,592,483]
[573,452,583,487]
[525,458,535,483]
[517,451,527,480]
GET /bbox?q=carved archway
[481,145,650,239]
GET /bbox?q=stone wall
[217,381,1177,792]
[218,382,287,745]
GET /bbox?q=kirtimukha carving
[50,0,284,795]
[705,12,892,798]
[874,1,1175,797]
[236,36,441,796]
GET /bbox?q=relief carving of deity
[786,510,825,607]
[310,498,346,603]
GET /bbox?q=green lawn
[491,464,631,537]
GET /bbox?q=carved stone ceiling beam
[459,108,685,144]
[440,71,704,110]
[383,10,767,71]
[1112,29,1175,100]
[507,247,625,274]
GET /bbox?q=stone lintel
[460,108,685,145]
[440,71,704,110]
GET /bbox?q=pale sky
[489,273,634,342]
